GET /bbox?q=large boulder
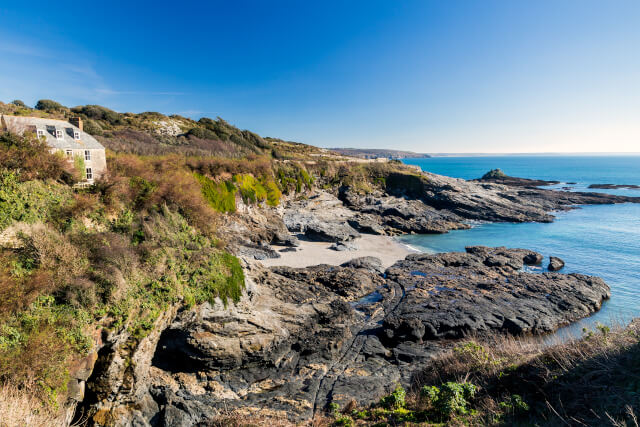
[303,221,360,242]
[548,256,565,271]
[341,256,384,273]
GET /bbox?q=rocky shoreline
[123,246,608,425]
[79,171,638,425]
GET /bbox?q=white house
[1,115,107,183]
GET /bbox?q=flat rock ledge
[94,246,612,425]
[383,247,609,343]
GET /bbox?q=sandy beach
[259,234,414,269]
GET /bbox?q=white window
[66,150,73,158]
[74,131,81,140]
[85,168,93,180]
[37,129,45,138]
[55,129,63,139]
[84,150,91,161]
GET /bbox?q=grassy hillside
[0,100,343,161]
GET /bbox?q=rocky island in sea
[0,100,639,426]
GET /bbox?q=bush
[34,99,65,111]
[70,105,122,126]
[10,100,26,107]
[106,154,218,233]
[276,164,314,194]
[188,127,218,140]
[0,132,76,183]
[499,394,530,414]
[421,381,476,418]
[0,295,91,402]
[82,118,104,136]
[379,385,406,410]
[0,172,73,231]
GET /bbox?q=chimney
[69,117,83,132]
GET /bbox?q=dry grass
[207,410,331,427]
[0,382,70,427]
[413,320,640,425]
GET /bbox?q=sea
[399,156,640,339]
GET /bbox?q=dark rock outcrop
[340,256,384,273]
[235,243,281,260]
[548,256,565,271]
[477,171,560,187]
[304,221,360,242]
[524,252,544,265]
[383,247,608,343]
[588,183,640,190]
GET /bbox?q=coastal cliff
[1,100,639,426]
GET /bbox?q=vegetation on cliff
[0,131,246,415]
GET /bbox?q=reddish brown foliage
[0,253,55,314]
[105,153,219,233]
[0,132,76,183]
[99,129,242,157]
[187,155,273,178]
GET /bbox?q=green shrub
[73,155,86,180]
[379,385,406,410]
[421,381,476,418]
[82,119,104,136]
[0,172,73,230]
[0,295,91,403]
[499,394,530,414]
[70,105,122,125]
[233,174,266,204]
[188,127,218,140]
[265,180,282,206]
[195,173,237,213]
[276,164,314,194]
[129,176,157,209]
[35,100,65,111]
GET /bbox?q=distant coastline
[329,147,431,159]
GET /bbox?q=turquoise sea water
[399,156,640,337]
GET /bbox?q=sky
[0,1,639,153]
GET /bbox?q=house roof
[1,115,104,150]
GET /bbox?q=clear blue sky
[1,1,639,153]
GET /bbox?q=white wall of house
[57,148,107,183]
